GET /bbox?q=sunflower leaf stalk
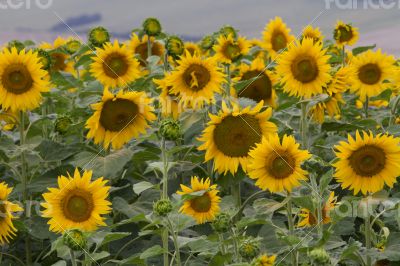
[364,197,372,266]
[286,193,298,266]
[300,101,309,149]
[161,137,169,266]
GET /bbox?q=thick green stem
[364,97,369,119]
[232,182,241,209]
[310,175,322,237]
[218,234,226,255]
[300,101,308,149]
[342,46,346,66]
[287,194,298,266]
[161,138,169,266]
[167,218,181,266]
[69,249,78,266]
[365,200,372,266]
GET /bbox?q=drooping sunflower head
[165,51,225,108]
[333,131,400,195]
[88,26,110,48]
[41,168,111,233]
[248,134,311,193]
[166,35,185,59]
[177,176,220,224]
[129,33,164,67]
[262,16,295,59]
[184,42,201,56]
[348,49,396,100]
[154,74,182,119]
[219,25,238,39]
[310,93,343,124]
[302,25,324,43]
[39,37,75,74]
[213,34,250,64]
[0,182,23,245]
[86,88,156,150]
[326,66,351,95]
[298,191,337,227]
[65,39,81,54]
[200,35,215,51]
[276,38,331,98]
[90,40,141,88]
[0,47,50,112]
[36,49,52,70]
[198,101,277,175]
[333,21,359,48]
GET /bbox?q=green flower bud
[153,199,173,216]
[7,40,25,52]
[63,229,87,251]
[239,238,260,260]
[88,26,110,48]
[200,35,215,51]
[309,247,330,265]
[219,25,237,39]
[159,118,181,141]
[36,49,52,70]
[65,40,81,54]
[55,116,73,135]
[142,17,162,36]
[166,36,184,59]
[211,213,231,233]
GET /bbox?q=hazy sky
[1,0,399,54]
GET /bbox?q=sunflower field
[1,16,400,266]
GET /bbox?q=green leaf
[133,181,155,195]
[370,89,392,101]
[92,232,131,248]
[139,245,165,259]
[35,140,80,162]
[352,44,376,56]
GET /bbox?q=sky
[1,0,399,54]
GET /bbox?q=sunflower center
[268,153,295,179]
[1,63,34,94]
[291,56,318,83]
[62,189,94,222]
[51,53,67,71]
[358,63,381,85]
[135,42,162,66]
[100,98,138,132]
[183,64,211,91]
[213,114,262,157]
[349,145,386,177]
[223,43,241,60]
[239,70,272,102]
[103,53,129,78]
[271,31,287,52]
[190,193,212,212]
[337,26,353,42]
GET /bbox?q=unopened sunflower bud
[88,26,110,48]
[166,36,184,59]
[239,238,260,260]
[159,118,181,141]
[211,213,231,233]
[309,247,330,265]
[153,199,173,216]
[200,35,215,51]
[7,40,25,52]
[55,116,73,135]
[65,40,81,54]
[219,25,237,39]
[37,49,52,70]
[142,18,162,36]
[63,229,87,251]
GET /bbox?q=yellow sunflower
[213,34,250,64]
[298,192,337,227]
[356,99,388,109]
[253,254,277,266]
[129,33,164,67]
[262,17,295,59]
[90,40,141,88]
[302,25,324,43]
[0,182,23,244]
[333,131,400,195]
[311,93,344,124]
[348,49,396,100]
[177,176,220,224]
[0,47,50,112]
[86,88,156,150]
[333,21,359,48]
[198,101,277,175]
[154,74,182,119]
[276,38,331,99]
[235,57,277,108]
[0,109,18,131]
[39,37,75,74]
[41,168,111,233]
[165,51,225,108]
[184,42,201,56]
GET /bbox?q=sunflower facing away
[302,25,324,43]
[90,40,141,88]
[262,17,295,59]
[0,182,23,244]
[39,37,75,74]
[41,168,111,233]
[213,34,250,64]
[248,134,311,193]
[154,74,182,119]
[333,21,359,48]
[276,38,331,99]
[198,101,277,175]
[86,88,156,149]
[298,191,337,227]
[165,51,225,108]
[0,47,50,112]
[129,33,164,67]
[177,176,220,224]
[333,131,400,195]
[348,49,396,100]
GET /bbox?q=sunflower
[262,17,295,59]
[348,49,396,100]
[154,74,182,119]
[298,192,337,227]
[236,57,277,108]
[248,134,311,192]
[302,25,324,43]
[165,51,225,108]
[39,37,75,74]
[213,34,250,64]
[198,101,277,175]
[333,21,359,48]
[252,254,277,266]
[41,168,111,233]
[333,131,400,195]
[90,40,141,88]
[276,38,331,99]
[184,42,201,56]
[0,109,17,131]
[177,176,220,224]
[311,93,343,124]
[0,47,50,112]
[129,33,164,67]
[0,182,23,244]
[86,88,156,150]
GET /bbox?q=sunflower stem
[365,200,372,266]
[300,101,308,149]
[225,64,231,99]
[287,193,298,266]
[69,249,78,266]
[147,36,152,59]
[342,46,346,66]
[166,217,181,266]
[310,174,323,237]
[161,137,170,266]
[364,97,369,118]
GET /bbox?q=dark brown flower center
[291,56,318,83]
[358,63,381,85]
[51,53,67,72]
[223,43,241,60]
[349,145,386,177]
[268,153,295,179]
[213,114,262,157]
[336,26,353,42]
[1,63,33,94]
[239,70,272,102]
[100,98,138,132]
[103,53,129,78]
[271,30,287,52]
[190,193,211,212]
[183,64,211,91]
[61,189,94,222]
[135,42,163,67]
